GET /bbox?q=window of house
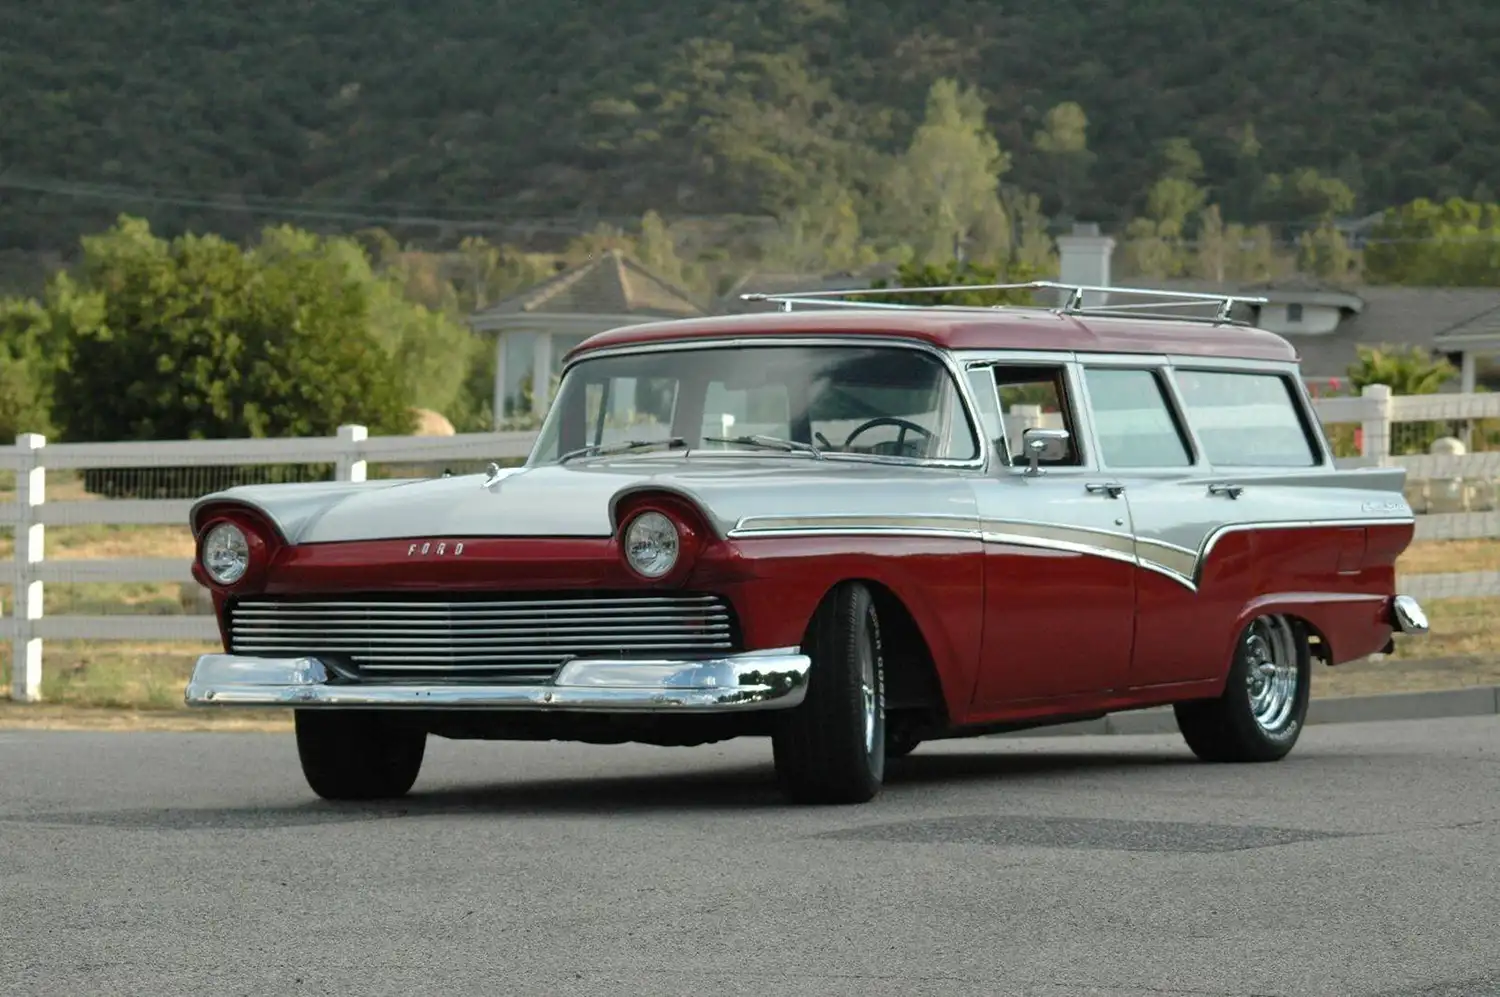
[1082,368,1193,467]
[1171,369,1319,466]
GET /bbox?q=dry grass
[0,515,1496,721]
[1397,538,1500,575]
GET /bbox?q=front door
[965,359,1137,708]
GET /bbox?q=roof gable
[472,249,706,321]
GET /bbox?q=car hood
[190,455,983,544]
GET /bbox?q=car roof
[568,307,1300,365]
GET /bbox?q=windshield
[528,343,980,465]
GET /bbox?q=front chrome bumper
[184,648,811,712]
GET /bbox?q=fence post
[11,434,46,702]
[335,424,368,482]
[1359,384,1393,466]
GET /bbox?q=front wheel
[771,581,886,804]
[1174,614,1311,763]
[294,710,427,800]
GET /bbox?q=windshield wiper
[559,437,687,463]
[702,434,825,460]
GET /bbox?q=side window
[991,365,1082,465]
[1171,369,1319,466]
[1082,368,1193,468]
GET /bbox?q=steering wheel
[842,417,937,457]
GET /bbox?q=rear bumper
[1391,594,1429,635]
[184,648,811,712]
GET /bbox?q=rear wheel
[772,581,886,804]
[294,710,427,800]
[1174,614,1311,763]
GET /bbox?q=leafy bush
[39,217,419,496]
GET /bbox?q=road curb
[999,686,1500,738]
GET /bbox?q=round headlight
[623,511,679,578]
[201,522,250,585]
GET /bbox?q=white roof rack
[740,280,1271,327]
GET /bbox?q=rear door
[1071,356,1250,688]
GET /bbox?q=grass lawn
[0,513,1496,723]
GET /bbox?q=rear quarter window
[1171,369,1320,467]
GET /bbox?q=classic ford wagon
[185,281,1429,805]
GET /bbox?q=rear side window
[1171,370,1318,466]
[1083,368,1192,467]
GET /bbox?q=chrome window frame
[529,335,994,471]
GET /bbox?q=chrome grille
[227,592,738,684]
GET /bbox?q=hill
[3,0,1498,253]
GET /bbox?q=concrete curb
[999,686,1500,737]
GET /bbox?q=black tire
[771,581,886,804]
[1174,614,1311,763]
[294,710,427,800]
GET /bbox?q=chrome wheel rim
[859,615,878,755]
[1244,616,1299,734]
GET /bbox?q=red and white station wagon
[185,281,1429,805]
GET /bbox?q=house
[467,249,706,426]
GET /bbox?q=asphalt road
[1,717,1498,997]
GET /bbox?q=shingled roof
[1147,278,1500,378]
[470,249,705,327]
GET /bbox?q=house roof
[1145,278,1500,377]
[470,249,706,324]
[567,306,1299,365]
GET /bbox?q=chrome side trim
[729,513,982,539]
[728,513,1418,593]
[980,531,1139,568]
[184,648,812,712]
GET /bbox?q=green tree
[48,215,414,446]
[1296,221,1361,281]
[1363,197,1500,286]
[1347,345,1456,395]
[0,297,56,439]
[880,79,1012,265]
[868,258,1039,306]
[1119,139,1208,278]
[1032,101,1095,220]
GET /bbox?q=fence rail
[3,384,1498,702]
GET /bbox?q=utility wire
[3,173,1498,248]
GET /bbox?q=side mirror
[1019,427,1070,476]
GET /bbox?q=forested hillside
[3,0,1497,254]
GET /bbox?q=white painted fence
[1,384,1497,702]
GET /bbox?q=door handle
[1086,481,1125,499]
[1207,482,1244,499]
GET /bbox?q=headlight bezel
[192,508,276,593]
